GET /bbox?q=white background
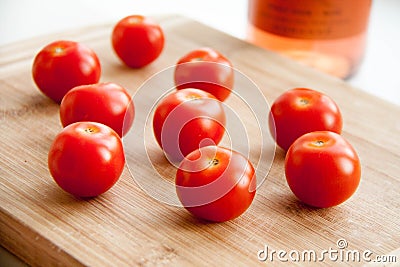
[1,0,399,106]
[0,0,399,266]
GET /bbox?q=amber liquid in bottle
[247,0,372,79]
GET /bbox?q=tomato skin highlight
[174,47,234,101]
[176,146,256,222]
[60,82,135,137]
[48,122,125,198]
[269,88,343,151]
[32,40,101,103]
[152,88,226,161]
[111,15,164,68]
[285,131,361,208]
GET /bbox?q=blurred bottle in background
[247,0,372,79]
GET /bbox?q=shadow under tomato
[44,184,96,204]
[272,189,347,222]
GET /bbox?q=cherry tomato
[153,88,226,161]
[174,47,234,101]
[269,88,343,151]
[48,121,125,197]
[285,131,361,208]
[111,15,164,68]
[60,82,135,137]
[32,40,101,103]
[176,146,256,222]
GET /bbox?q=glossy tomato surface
[32,40,101,103]
[174,47,234,101]
[48,122,125,197]
[176,146,256,222]
[60,82,135,137]
[112,15,164,68]
[269,88,343,151]
[153,88,226,161]
[285,131,361,208]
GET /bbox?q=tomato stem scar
[84,128,96,134]
[313,140,325,147]
[299,98,309,105]
[191,57,203,62]
[54,47,63,54]
[187,95,200,101]
[209,158,219,166]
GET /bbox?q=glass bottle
[247,0,372,79]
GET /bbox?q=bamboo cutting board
[1,15,400,266]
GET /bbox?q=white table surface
[0,0,399,266]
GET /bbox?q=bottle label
[249,0,371,39]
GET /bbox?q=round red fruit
[174,47,234,101]
[176,146,256,222]
[269,88,343,151]
[48,121,125,197]
[112,15,164,68]
[60,82,135,137]
[285,131,361,208]
[32,40,101,103]
[153,88,226,161]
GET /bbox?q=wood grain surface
[1,15,399,266]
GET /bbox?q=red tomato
[174,47,234,101]
[153,88,226,161]
[285,131,361,208]
[48,121,125,197]
[269,88,343,151]
[32,40,101,103]
[60,82,135,137]
[176,146,256,222]
[111,15,164,68]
